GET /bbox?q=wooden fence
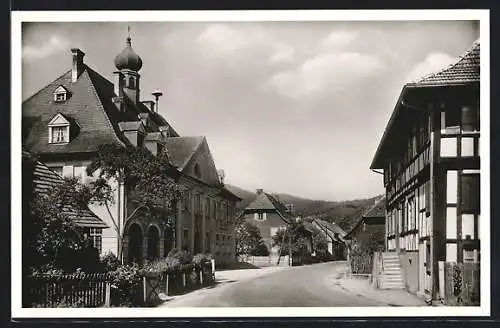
[24,262,215,308]
[349,251,373,274]
[142,262,215,306]
[23,273,111,308]
[441,262,480,306]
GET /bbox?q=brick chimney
[71,48,85,82]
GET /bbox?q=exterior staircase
[378,252,405,290]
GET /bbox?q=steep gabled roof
[345,196,386,239]
[245,192,278,211]
[244,191,290,222]
[362,196,386,219]
[370,40,480,169]
[408,40,480,87]
[22,66,130,155]
[164,136,205,170]
[24,150,109,229]
[313,218,346,241]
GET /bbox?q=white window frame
[49,125,70,144]
[48,113,72,144]
[89,228,102,254]
[255,212,266,222]
[53,86,68,103]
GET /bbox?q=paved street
[160,262,388,307]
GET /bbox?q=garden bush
[192,253,213,266]
[109,264,142,307]
[167,248,193,264]
[100,251,120,272]
[250,242,269,256]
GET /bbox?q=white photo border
[11,9,491,318]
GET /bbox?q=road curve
[161,262,385,307]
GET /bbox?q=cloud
[319,30,358,51]
[405,52,456,83]
[196,24,268,57]
[22,35,70,61]
[269,43,295,64]
[266,52,386,100]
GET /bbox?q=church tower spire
[113,27,142,105]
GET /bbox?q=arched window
[147,226,160,260]
[164,228,173,257]
[128,223,143,265]
[128,76,135,88]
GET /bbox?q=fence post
[143,276,147,304]
[438,261,445,303]
[104,282,110,307]
[200,268,204,285]
[182,272,186,288]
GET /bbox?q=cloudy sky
[21,20,479,201]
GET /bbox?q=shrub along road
[160,261,385,307]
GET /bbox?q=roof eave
[369,86,408,169]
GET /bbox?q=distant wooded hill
[225,184,382,233]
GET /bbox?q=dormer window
[48,113,71,144]
[53,85,69,103]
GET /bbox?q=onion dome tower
[113,27,142,105]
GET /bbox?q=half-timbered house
[370,41,480,299]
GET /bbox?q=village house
[344,196,386,250]
[370,41,480,300]
[22,33,241,265]
[22,150,110,252]
[310,218,347,260]
[240,189,292,259]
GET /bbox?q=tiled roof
[245,192,278,211]
[370,40,480,169]
[267,194,292,218]
[22,66,132,155]
[409,41,480,87]
[314,218,346,241]
[363,196,386,218]
[244,191,290,222]
[163,136,204,170]
[24,150,109,229]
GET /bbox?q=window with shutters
[460,174,480,214]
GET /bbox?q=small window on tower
[128,76,135,88]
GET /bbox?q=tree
[272,220,312,264]
[22,152,98,274]
[86,143,187,263]
[234,220,264,260]
[348,228,385,274]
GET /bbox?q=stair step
[380,286,405,290]
[381,276,404,280]
[380,280,405,284]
